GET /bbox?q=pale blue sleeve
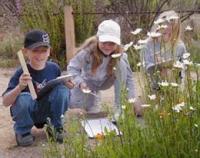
[141,42,155,73]
[67,50,89,87]
[175,41,187,61]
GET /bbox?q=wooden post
[64,5,76,63]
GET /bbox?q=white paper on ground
[81,118,121,138]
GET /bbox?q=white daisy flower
[128,98,136,103]
[156,24,168,31]
[159,24,168,29]
[137,62,141,67]
[172,106,181,113]
[158,81,169,87]
[189,106,195,111]
[194,124,198,128]
[183,53,190,59]
[122,105,126,110]
[124,42,133,51]
[172,102,185,113]
[148,94,156,100]
[185,25,193,31]
[111,53,122,58]
[131,28,142,35]
[113,67,116,71]
[170,82,178,87]
[183,59,193,65]
[178,102,185,107]
[147,32,162,38]
[154,18,165,25]
[195,63,200,67]
[82,88,91,94]
[173,61,184,69]
[166,15,179,22]
[133,44,144,50]
[141,104,151,108]
[138,39,148,44]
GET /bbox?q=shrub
[0,32,22,67]
[20,0,95,68]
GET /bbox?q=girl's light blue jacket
[67,46,135,111]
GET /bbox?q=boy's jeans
[10,85,69,135]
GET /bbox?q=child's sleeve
[2,68,22,96]
[67,50,88,87]
[141,43,155,74]
[175,41,187,61]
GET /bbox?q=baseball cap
[24,30,50,49]
[97,19,121,45]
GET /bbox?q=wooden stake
[17,50,37,99]
[64,5,76,63]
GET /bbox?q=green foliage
[127,47,141,72]
[0,32,22,67]
[0,59,18,68]
[65,0,95,44]
[43,81,200,157]
[0,33,22,58]
[20,0,95,68]
[189,44,200,63]
[42,64,200,157]
[43,30,200,157]
[20,0,66,67]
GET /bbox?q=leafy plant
[0,32,22,67]
[20,0,95,68]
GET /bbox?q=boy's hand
[18,73,32,90]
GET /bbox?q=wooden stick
[17,50,37,99]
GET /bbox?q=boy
[2,30,72,146]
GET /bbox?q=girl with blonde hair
[142,10,187,91]
[67,20,139,120]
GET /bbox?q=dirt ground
[0,68,45,158]
[0,68,116,158]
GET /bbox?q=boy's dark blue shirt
[2,61,61,95]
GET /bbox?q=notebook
[81,118,122,138]
[37,74,73,100]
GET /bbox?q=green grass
[42,43,200,158]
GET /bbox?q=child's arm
[2,73,32,107]
[67,50,88,88]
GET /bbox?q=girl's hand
[134,104,143,117]
[133,98,143,117]
[68,108,86,117]
[79,82,89,91]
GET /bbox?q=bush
[43,65,200,157]
[0,32,22,67]
[20,0,95,69]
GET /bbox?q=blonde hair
[76,36,123,76]
[152,10,181,46]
